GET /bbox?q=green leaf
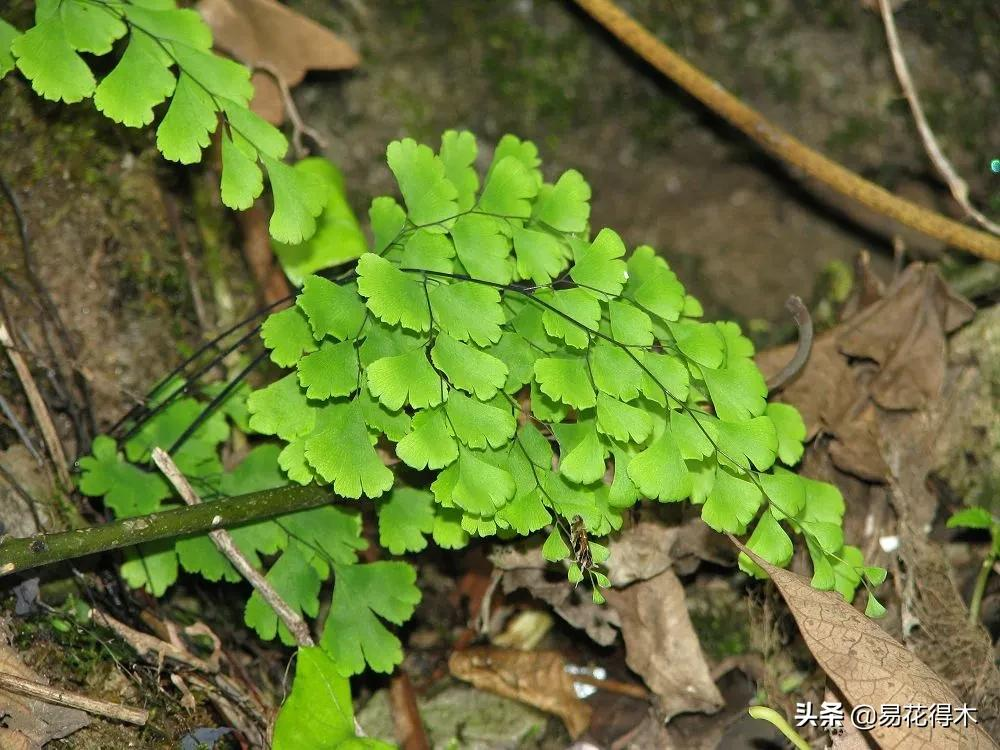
[864,566,887,586]
[297,276,367,342]
[609,300,654,347]
[432,334,508,400]
[429,282,504,346]
[496,489,551,535]
[832,545,864,602]
[170,44,253,103]
[367,346,443,411]
[739,509,793,578]
[639,352,689,405]
[263,155,328,244]
[533,169,591,233]
[396,406,458,470]
[400,229,454,274]
[245,545,320,645]
[716,321,755,361]
[321,561,421,675]
[542,528,570,562]
[630,249,685,322]
[540,288,600,349]
[946,506,993,530]
[176,534,238,583]
[608,447,641,508]
[767,403,806,466]
[450,214,513,284]
[305,401,393,499]
[570,228,627,296]
[512,226,567,284]
[121,541,178,597]
[567,563,584,584]
[806,536,836,590]
[387,138,458,228]
[590,341,644,402]
[703,358,768,422]
[534,356,596,409]
[359,386,411,442]
[94,28,175,126]
[220,132,263,211]
[758,468,806,520]
[369,196,407,254]
[668,319,724,369]
[439,130,478,211]
[272,648,359,750]
[120,5,212,50]
[716,416,777,471]
[596,393,653,444]
[221,99,288,159]
[865,593,886,618]
[445,392,516,450]
[297,341,359,400]
[546,473,623,535]
[378,488,435,554]
[701,466,762,534]
[488,332,537,393]
[356,253,430,332]
[479,155,538,219]
[156,73,217,164]
[552,419,607,484]
[61,0,127,53]
[12,19,96,103]
[432,446,515,517]
[281,505,367,578]
[432,508,471,549]
[261,306,317,367]
[78,436,172,517]
[0,19,20,77]
[248,373,316,441]
[627,425,691,501]
[490,134,541,185]
[273,159,367,284]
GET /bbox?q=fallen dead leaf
[198,0,360,123]
[448,647,592,738]
[734,539,998,749]
[491,544,621,646]
[605,568,724,720]
[0,634,89,749]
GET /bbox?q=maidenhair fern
[0,0,325,243]
[75,133,887,744]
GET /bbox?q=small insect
[570,515,592,575]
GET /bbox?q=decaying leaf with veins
[737,541,998,750]
[449,647,592,738]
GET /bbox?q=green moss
[687,584,751,660]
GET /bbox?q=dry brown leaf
[491,545,621,646]
[448,647,592,738]
[605,569,724,720]
[198,0,360,123]
[735,540,998,750]
[0,640,89,748]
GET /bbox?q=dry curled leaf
[491,544,621,646]
[0,640,89,749]
[605,569,724,720]
[449,647,592,738]
[198,0,360,123]
[735,540,998,749]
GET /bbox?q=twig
[152,448,315,647]
[570,0,1000,261]
[0,320,72,488]
[252,61,328,159]
[766,296,813,392]
[0,483,332,577]
[0,670,149,725]
[388,671,430,750]
[91,608,218,673]
[877,0,1000,236]
[0,392,44,465]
